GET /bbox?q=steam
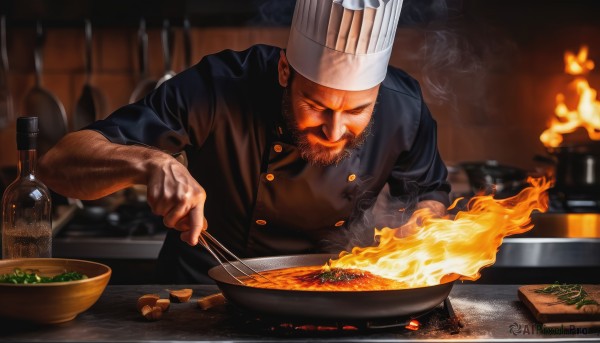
[247,0,295,26]
[318,182,422,253]
[398,0,519,114]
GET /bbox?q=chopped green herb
[534,282,599,309]
[302,268,366,284]
[0,268,87,284]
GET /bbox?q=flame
[564,46,594,75]
[328,177,552,289]
[405,319,420,331]
[540,46,600,147]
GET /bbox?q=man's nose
[322,111,346,142]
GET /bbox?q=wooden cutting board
[518,284,600,323]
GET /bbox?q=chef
[39,0,450,283]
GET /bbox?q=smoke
[247,0,295,26]
[318,182,422,254]
[399,0,519,113]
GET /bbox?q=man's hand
[396,200,448,238]
[146,157,208,246]
[415,200,447,218]
[38,130,208,246]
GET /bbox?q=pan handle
[34,21,44,88]
[183,17,191,69]
[0,16,8,72]
[137,18,148,77]
[161,19,174,73]
[533,154,556,165]
[84,19,92,83]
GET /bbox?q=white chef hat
[286,0,404,91]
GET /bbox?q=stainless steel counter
[54,235,600,267]
[51,212,600,284]
[54,235,165,259]
[3,284,599,342]
[53,230,600,269]
[496,238,600,267]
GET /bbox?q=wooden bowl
[0,258,111,324]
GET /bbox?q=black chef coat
[86,44,450,283]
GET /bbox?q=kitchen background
[0,0,599,284]
[0,0,599,171]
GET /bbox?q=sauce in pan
[242,266,406,291]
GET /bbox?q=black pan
[208,254,454,320]
[155,19,175,88]
[129,18,157,104]
[73,20,105,130]
[24,22,67,156]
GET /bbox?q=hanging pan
[129,18,157,103]
[23,22,67,156]
[73,19,106,130]
[183,17,192,69]
[155,19,175,88]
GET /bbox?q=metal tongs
[198,231,272,285]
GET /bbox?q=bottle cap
[16,116,39,134]
[16,116,39,150]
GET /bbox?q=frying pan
[155,19,175,88]
[129,18,157,104]
[73,19,106,130]
[0,15,14,129]
[24,22,67,156]
[209,254,454,320]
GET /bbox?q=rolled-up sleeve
[84,61,215,155]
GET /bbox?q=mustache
[299,126,357,144]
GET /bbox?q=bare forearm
[416,200,447,217]
[38,130,172,200]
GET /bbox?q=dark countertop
[3,284,599,342]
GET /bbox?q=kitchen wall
[1,0,600,175]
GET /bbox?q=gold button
[273,144,283,153]
[266,173,275,181]
[256,219,267,226]
[334,220,345,227]
[347,174,356,182]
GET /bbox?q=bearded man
[39,0,450,283]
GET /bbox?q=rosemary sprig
[534,282,599,309]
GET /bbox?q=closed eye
[302,102,326,112]
[346,105,370,115]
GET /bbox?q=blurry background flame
[540,46,600,147]
[329,177,552,289]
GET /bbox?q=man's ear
[278,50,290,87]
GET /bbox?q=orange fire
[540,46,600,147]
[328,177,552,289]
[405,319,420,331]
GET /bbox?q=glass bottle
[1,116,52,259]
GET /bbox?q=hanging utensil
[183,17,192,69]
[23,22,67,156]
[155,19,175,88]
[129,18,157,104]
[73,19,106,130]
[0,15,13,129]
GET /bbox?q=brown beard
[281,86,372,166]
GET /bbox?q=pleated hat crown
[286,0,404,91]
